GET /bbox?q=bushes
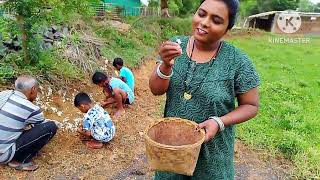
[0,15,192,84]
[158,17,192,39]
[0,64,15,83]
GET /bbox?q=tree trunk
[17,15,30,65]
[160,0,170,17]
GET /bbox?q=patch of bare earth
[0,59,292,180]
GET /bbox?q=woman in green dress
[149,0,260,179]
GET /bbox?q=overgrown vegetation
[0,5,192,85]
[232,34,320,178]
[0,0,99,85]
[1,0,97,64]
[95,17,191,67]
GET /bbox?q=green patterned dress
[155,36,260,180]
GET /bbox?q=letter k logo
[286,17,294,27]
[277,12,301,34]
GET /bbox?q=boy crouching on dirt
[92,71,135,118]
[74,92,115,149]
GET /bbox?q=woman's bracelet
[209,116,225,132]
[156,61,173,80]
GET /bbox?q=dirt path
[110,141,292,180]
[0,60,292,180]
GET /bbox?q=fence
[92,3,161,17]
[124,6,161,17]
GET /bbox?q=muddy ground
[0,59,292,180]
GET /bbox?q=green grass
[230,34,320,178]
[95,17,192,67]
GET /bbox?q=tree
[315,3,320,12]
[2,0,44,65]
[161,0,170,17]
[1,0,96,65]
[178,0,200,16]
[148,0,160,7]
[255,0,299,12]
[298,0,314,12]
[160,0,200,17]
[239,0,300,17]
[239,0,259,17]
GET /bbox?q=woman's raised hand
[159,41,182,68]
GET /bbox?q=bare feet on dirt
[8,161,39,171]
[85,139,103,149]
[114,109,125,118]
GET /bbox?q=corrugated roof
[248,11,281,19]
[299,12,320,17]
[248,11,320,19]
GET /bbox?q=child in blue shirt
[113,57,135,92]
[74,92,115,149]
[92,71,135,118]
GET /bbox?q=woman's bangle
[156,62,173,80]
[209,116,225,132]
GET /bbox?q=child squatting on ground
[112,57,135,92]
[92,71,135,118]
[74,92,115,149]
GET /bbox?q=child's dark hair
[74,92,92,107]
[200,0,239,30]
[113,57,124,67]
[92,71,108,84]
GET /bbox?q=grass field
[230,34,320,178]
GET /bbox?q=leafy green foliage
[298,0,319,12]
[315,3,320,12]
[239,0,299,16]
[158,17,192,39]
[167,0,200,16]
[161,0,317,18]
[0,64,15,83]
[239,0,258,17]
[239,0,319,17]
[0,0,97,83]
[1,0,98,66]
[44,0,98,24]
[148,0,160,7]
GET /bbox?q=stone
[52,25,59,33]
[44,31,54,40]
[44,38,54,43]
[62,27,69,36]
[43,42,53,49]
[54,32,64,39]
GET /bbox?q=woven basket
[144,117,205,176]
